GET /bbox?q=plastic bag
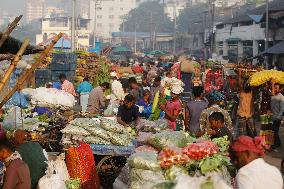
[147,131,196,150]
[66,143,100,189]
[127,152,160,171]
[164,166,188,180]
[85,126,109,140]
[116,164,130,184]
[83,136,112,145]
[135,145,158,153]
[129,168,165,189]
[61,126,90,136]
[38,174,67,189]
[100,118,125,134]
[152,181,176,189]
[31,87,75,109]
[113,178,128,189]
[107,130,132,146]
[2,106,23,131]
[5,92,29,109]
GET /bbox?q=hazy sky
[0,0,25,14]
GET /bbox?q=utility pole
[209,0,215,58]
[134,16,137,54]
[265,0,269,69]
[173,0,177,54]
[71,0,76,51]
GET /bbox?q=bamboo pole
[0,33,62,109]
[0,15,23,49]
[0,38,29,92]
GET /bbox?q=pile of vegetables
[182,141,219,160]
[61,118,134,146]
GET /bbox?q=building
[90,0,136,42]
[36,16,91,50]
[26,0,45,23]
[45,6,65,16]
[164,1,187,21]
[214,0,284,63]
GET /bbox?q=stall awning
[258,40,284,55]
[226,38,241,42]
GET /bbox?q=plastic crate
[50,53,77,71]
[51,70,75,82]
[35,69,51,79]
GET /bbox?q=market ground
[264,125,284,174]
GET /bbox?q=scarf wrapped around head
[232,136,265,156]
[207,90,225,103]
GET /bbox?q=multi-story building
[36,16,91,50]
[26,0,45,23]
[164,1,187,21]
[90,0,136,42]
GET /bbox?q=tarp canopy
[112,46,132,53]
[146,50,166,55]
[259,41,284,55]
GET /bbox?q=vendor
[137,89,152,119]
[160,85,183,130]
[0,140,31,189]
[77,77,93,114]
[207,112,233,143]
[128,77,140,103]
[117,94,140,127]
[199,90,232,133]
[14,130,47,189]
[87,82,110,115]
[59,74,77,96]
[232,136,283,189]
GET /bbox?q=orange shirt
[237,92,253,118]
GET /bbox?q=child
[208,112,233,143]
[117,94,140,127]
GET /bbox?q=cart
[90,142,136,188]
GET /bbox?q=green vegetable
[164,165,188,180]
[200,178,214,189]
[212,136,230,153]
[152,181,176,189]
[66,178,81,189]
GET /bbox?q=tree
[0,20,41,45]
[120,1,174,33]
[177,3,208,33]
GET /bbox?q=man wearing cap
[232,136,283,189]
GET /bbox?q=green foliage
[121,1,174,33]
[177,3,208,33]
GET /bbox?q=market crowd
[0,57,283,189]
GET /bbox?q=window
[216,24,224,29]
[239,21,253,26]
[232,23,238,27]
[109,15,114,19]
[49,18,68,27]
[97,15,102,19]
[109,7,114,11]
[120,8,124,11]
[97,23,103,27]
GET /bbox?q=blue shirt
[53,82,61,89]
[77,81,93,94]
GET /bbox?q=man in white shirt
[232,136,283,189]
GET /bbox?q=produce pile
[204,69,223,93]
[249,69,284,86]
[75,53,111,86]
[23,87,76,109]
[61,118,134,146]
[114,132,233,189]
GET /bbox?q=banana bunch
[93,57,111,87]
[250,70,284,86]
